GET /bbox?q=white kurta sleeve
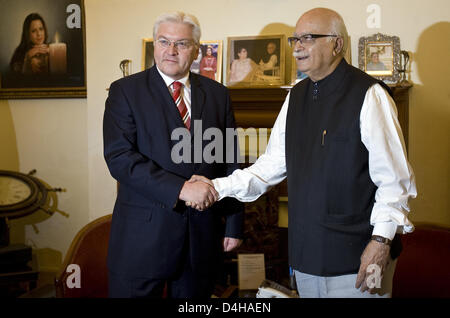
[360,84,417,240]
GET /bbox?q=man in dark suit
[103,12,244,298]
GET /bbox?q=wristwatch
[371,235,392,246]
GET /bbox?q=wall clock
[0,169,63,246]
[0,170,49,219]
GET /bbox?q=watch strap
[371,235,392,246]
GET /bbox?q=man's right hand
[188,174,214,187]
[179,180,218,211]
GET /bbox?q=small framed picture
[358,33,400,83]
[226,35,285,87]
[141,38,154,70]
[0,0,86,99]
[290,62,308,85]
[190,40,223,83]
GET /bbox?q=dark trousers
[108,246,217,298]
[108,269,216,298]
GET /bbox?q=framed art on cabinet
[227,35,285,87]
[358,33,400,83]
[141,38,154,70]
[190,40,222,83]
[0,0,86,99]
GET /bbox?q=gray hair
[328,12,349,56]
[153,12,201,45]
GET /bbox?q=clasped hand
[179,175,217,211]
[179,176,243,252]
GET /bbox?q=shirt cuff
[212,177,231,201]
[372,221,398,241]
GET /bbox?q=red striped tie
[171,81,191,129]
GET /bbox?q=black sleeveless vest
[285,59,400,276]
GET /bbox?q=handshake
[178,175,218,211]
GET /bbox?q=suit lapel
[189,73,206,140]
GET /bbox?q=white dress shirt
[157,67,192,117]
[213,83,417,240]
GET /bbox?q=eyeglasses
[156,38,195,50]
[288,34,338,47]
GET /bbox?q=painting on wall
[141,38,154,71]
[0,0,86,99]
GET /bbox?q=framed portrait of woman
[190,41,223,83]
[0,0,86,99]
[226,35,285,88]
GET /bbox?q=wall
[7,98,89,272]
[0,100,19,171]
[2,0,449,271]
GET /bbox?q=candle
[49,42,67,75]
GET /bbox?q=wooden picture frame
[227,35,285,87]
[190,40,223,83]
[0,0,86,99]
[141,38,154,70]
[358,33,400,83]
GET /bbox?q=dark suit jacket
[103,66,244,279]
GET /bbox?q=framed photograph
[290,36,352,85]
[290,62,308,85]
[227,35,285,87]
[190,41,223,83]
[142,39,223,83]
[0,0,86,99]
[358,33,400,83]
[141,38,154,70]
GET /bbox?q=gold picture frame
[226,35,285,88]
[190,40,223,83]
[358,33,400,83]
[141,38,154,71]
[0,0,87,99]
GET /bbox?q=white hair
[153,12,201,45]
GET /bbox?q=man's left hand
[223,237,242,252]
[355,239,391,293]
